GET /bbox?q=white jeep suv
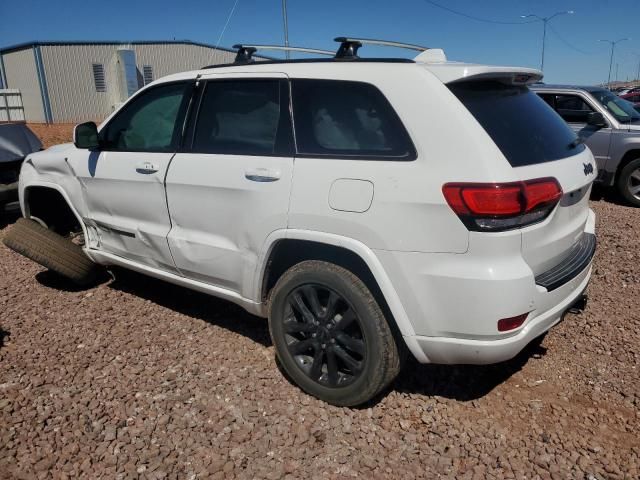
[6,38,597,406]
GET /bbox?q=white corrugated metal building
[0,40,243,123]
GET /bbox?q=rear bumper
[0,182,18,204]
[406,263,591,364]
[379,209,596,365]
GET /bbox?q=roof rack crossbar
[231,44,334,64]
[334,37,430,59]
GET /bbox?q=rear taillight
[442,178,562,232]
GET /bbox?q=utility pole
[521,11,574,72]
[282,0,290,59]
[600,38,629,89]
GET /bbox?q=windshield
[590,89,640,123]
[449,81,584,167]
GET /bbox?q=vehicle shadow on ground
[105,267,272,348]
[0,327,8,348]
[39,264,548,404]
[0,203,20,230]
[104,267,549,404]
[389,338,547,403]
[35,269,112,292]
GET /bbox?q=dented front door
[80,149,178,271]
[74,81,194,272]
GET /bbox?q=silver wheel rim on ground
[628,167,640,200]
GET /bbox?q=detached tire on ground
[268,260,401,407]
[3,217,96,285]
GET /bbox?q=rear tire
[3,217,96,286]
[268,260,401,406]
[617,158,640,207]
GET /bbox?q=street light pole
[600,38,630,89]
[521,11,574,72]
[282,0,290,60]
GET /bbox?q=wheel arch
[256,230,419,346]
[615,149,640,181]
[21,182,90,249]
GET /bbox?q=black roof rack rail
[231,44,334,64]
[334,37,429,59]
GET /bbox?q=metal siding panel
[3,43,241,123]
[2,49,46,122]
[133,44,236,80]
[41,44,116,123]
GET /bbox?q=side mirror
[587,112,607,128]
[73,122,100,149]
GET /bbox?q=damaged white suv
[6,38,596,406]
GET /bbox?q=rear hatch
[447,79,596,279]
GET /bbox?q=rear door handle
[136,162,159,174]
[245,168,281,182]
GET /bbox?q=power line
[548,24,593,55]
[214,0,241,51]
[421,0,537,25]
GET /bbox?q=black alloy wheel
[268,260,402,406]
[283,284,366,387]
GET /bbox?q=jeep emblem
[583,163,594,176]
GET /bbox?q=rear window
[449,81,584,167]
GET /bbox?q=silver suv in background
[532,85,640,207]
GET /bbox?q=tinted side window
[102,82,190,151]
[192,80,286,155]
[538,93,555,109]
[555,95,594,123]
[291,79,415,160]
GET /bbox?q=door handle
[136,162,159,174]
[245,168,281,182]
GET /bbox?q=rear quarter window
[291,79,416,160]
[449,81,584,167]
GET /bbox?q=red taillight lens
[442,178,562,232]
[524,179,563,211]
[460,185,522,216]
[497,313,529,332]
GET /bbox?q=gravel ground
[0,126,638,479]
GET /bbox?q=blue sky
[1,0,638,85]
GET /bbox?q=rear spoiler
[421,63,543,86]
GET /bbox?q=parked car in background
[620,91,640,110]
[0,123,42,206]
[4,40,596,406]
[616,86,640,96]
[533,85,640,206]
